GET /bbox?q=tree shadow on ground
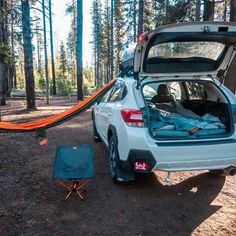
[116,172,226,235]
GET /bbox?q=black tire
[108,135,120,183]
[92,114,101,142]
[208,169,224,177]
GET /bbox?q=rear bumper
[120,148,236,173]
[120,149,156,173]
[152,139,236,172]
[153,157,236,172]
[117,126,236,173]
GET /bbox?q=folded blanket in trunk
[149,105,226,137]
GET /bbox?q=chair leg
[64,190,73,201]
[75,179,91,200]
[77,179,91,191]
[57,180,71,190]
[57,179,92,201]
[76,190,84,200]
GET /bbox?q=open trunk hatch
[134,22,236,77]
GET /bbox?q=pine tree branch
[30,6,49,19]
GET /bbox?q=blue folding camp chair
[53,144,94,201]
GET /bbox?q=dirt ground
[0,97,235,236]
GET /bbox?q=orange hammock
[0,79,116,132]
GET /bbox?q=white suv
[92,22,236,182]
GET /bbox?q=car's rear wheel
[92,114,101,142]
[208,169,224,177]
[109,136,120,182]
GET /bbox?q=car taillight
[137,33,148,42]
[134,161,149,171]
[121,109,145,127]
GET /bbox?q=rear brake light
[121,109,145,127]
[137,33,148,42]
[134,161,149,171]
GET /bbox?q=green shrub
[56,76,73,96]
[83,83,90,96]
[0,44,13,65]
[17,76,25,90]
[38,75,46,92]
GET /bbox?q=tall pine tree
[101,0,112,83]
[92,0,103,86]
[66,0,76,85]
[35,21,43,75]
[203,0,215,21]
[114,0,125,72]
[143,0,153,32]
[49,0,56,95]
[76,0,83,100]
[231,0,236,21]
[59,41,67,77]
[21,0,36,110]
[0,0,8,106]
[124,0,138,43]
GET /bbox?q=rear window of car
[148,41,225,61]
[144,40,226,73]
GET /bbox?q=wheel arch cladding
[107,125,118,143]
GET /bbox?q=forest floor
[0,97,236,236]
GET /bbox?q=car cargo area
[142,80,233,140]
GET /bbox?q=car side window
[99,87,113,103]
[169,82,181,101]
[108,83,126,103]
[185,82,207,100]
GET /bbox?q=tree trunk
[96,47,100,86]
[225,58,236,94]
[203,0,215,21]
[223,0,227,21]
[42,0,50,104]
[0,0,5,105]
[36,23,42,74]
[195,0,201,21]
[133,0,137,41]
[138,0,144,35]
[11,20,16,89]
[226,0,236,93]
[230,0,236,21]
[94,43,97,87]
[0,0,8,105]
[110,0,114,81]
[21,0,36,110]
[0,62,6,106]
[76,0,83,100]
[49,0,56,95]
